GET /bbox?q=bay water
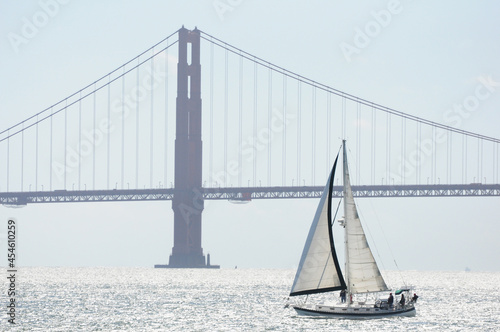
[2,268,499,331]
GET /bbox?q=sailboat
[287,141,416,319]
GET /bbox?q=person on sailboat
[388,293,394,307]
[340,289,346,303]
[411,293,419,303]
[399,294,405,307]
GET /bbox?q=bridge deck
[1,184,499,206]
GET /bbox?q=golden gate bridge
[1,27,499,267]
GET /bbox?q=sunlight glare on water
[2,268,499,331]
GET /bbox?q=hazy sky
[1,1,500,271]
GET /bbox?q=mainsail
[289,154,346,296]
[342,142,388,294]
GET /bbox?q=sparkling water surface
[2,268,499,331]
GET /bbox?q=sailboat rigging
[287,140,416,319]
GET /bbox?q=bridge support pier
[155,27,219,269]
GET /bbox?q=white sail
[343,143,388,294]
[288,141,416,319]
[290,156,345,296]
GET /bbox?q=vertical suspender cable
[253,59,257,186]
[297,80,301,186]
[402,117,406,184]
[462,134,465,183]
[6,131,9,191]
[430,126,433,183]
[267,65,272,186]
[64,99,68,189]
[79,93,82,190]
[150,53,155,188]
[464,135,468,183]
[414,122,418,184]
[495,143,498,184]
[209,41,214,186]
[107,76,111,190]
[433,126,436,183]
[356,101,361,183]
[165,44,169,188]
[312,86,316,184]
[476,138,480,182]
[450,132,453,184]
[327,93,331,173]
[479,138,483,182]
[417,122,421,184]
[93,85,96,190]
[21,123,24,191]
[493,143,496,184]
[435,129,438,183]
[400,117,403,184]
[386,113,390,185]
[447,131,451,184]
[239,54,243,187]
[282,75,287,185]
[224,47,229,186]
[341,95,346,139]
[496,143,499,184]
[120,66,125,189]
[36,115,39,190]
[135,62,140,188]
[50,108,53,191]
[371,105,375,185]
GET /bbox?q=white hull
[293,304,416,319]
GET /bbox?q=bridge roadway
[1,184,499,206]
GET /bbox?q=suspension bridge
[1,27,499,267]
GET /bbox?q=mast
[342,140,351,302]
